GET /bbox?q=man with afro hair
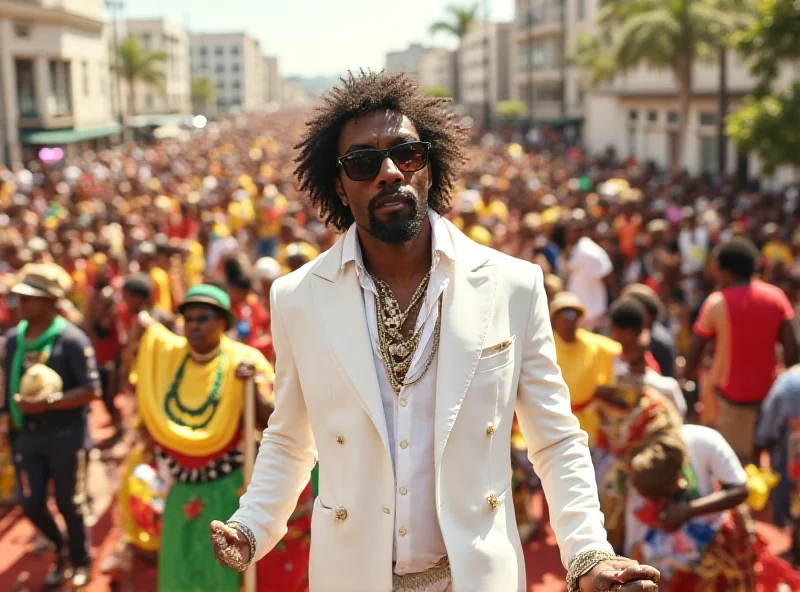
[211,71,658,592]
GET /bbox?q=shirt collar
[341,209,455,271]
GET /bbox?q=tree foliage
[495,100,527,121]
[727,0,800,173]
[112,36,167,116]
[191,76,217,113]
[429,3,480,40]
[422,86,452,98]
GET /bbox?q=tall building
[0,0,119,165]
[514,0,591,137]
[459,21,514,124]
[385,43,430,79]
[190,32,265,113]
[419,49,458,97]
[263,55,281,105]
[121,19,191,125]
[280,80,308,107]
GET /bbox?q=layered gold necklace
[373,270,442,394]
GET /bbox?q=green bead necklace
[164,348,227,430]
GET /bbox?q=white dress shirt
[341,211,452,575]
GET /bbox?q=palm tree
[429,3,480,103]
[191,75,217,114]
[112,36,167,118]
[572,0,738,171]
[429,3,480,40]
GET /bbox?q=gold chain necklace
[372,271,442,394]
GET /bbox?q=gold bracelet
[211,521,256,573]
[566,549,616,591]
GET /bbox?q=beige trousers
[715,395,761,464]
[392,558,452,592]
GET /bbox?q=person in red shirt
[85,283,123,435]
[685,237,799,463]
[226,273,271,360]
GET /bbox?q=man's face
[335,109,430,244]
[18,294,54,322]
[611,326,641,359]
[183,304,226,352]
[552,308,580,341]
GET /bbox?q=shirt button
[399,527,407,536]
[399,486,408,495]
[399,440,408,449]
[399,398,408,407]
[336,435,344,444]
[486,423,495,436]
[383,505,391,514]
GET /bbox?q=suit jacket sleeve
[228,284,318,561]
[514,264,614,568]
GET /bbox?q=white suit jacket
[230,219,612,591]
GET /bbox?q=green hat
[178,284,235,329]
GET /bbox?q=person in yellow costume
[549,291,620,446]
[131,284,274,592]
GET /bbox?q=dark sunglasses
[337,141,431,182]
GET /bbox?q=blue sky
[120,0,515,78]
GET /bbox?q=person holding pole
[131,284,277,592]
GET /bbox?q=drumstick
[243,375,257,592]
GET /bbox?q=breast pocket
[474,338,515,374]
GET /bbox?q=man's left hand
[14,394,53,415]
[659,501,692,533]
[578,558,659,591]
[235,361,255,379]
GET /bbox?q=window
[15,59,37,117]
[145,94,154,110]
[82,60,89,96]
[216,81,225,91]
[215,46,224,56]
[231,96,242,106]
[14,22,31,38]
[699,136,719,173]
[230,45,239,56]
[577,87,585,105]
[199,46,208,56]
[667,111,678,124]
[628,128,637,158]
[628,109,639,121]
[699,112,716,126]
[577,0,586,20]
[47,60,72,116]
[141,34,152,49]
[216,64,224,74]
[231,80,241,90]
[231,63,240,73]
[99,63,105,95]
[647,110,658,123]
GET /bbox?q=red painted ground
[0,399,791,591]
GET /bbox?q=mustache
[368,187,416,212]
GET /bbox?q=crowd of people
[1,99,800,591]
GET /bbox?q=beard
[366,187,428,244]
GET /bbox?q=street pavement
[0,399,790,591]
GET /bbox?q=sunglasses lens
[390,142,428,172]
[341,152,382,182]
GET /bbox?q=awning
[20,124,122,145]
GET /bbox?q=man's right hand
[210,520,251,571]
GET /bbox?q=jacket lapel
[434,222,498,473]
[311,241,390,457]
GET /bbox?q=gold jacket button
[399,527,407,536]
[334,507,348,523]
[486,423,495,436]
[486,492,499,510]
[336,435,344,444]
[382,505,391,514]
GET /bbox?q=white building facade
[263,55,280,105]
[0,0,119,165]
[386,43,430,79]
[458,21,514,124]
[190,32,265,113]
[418,48,457,97]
